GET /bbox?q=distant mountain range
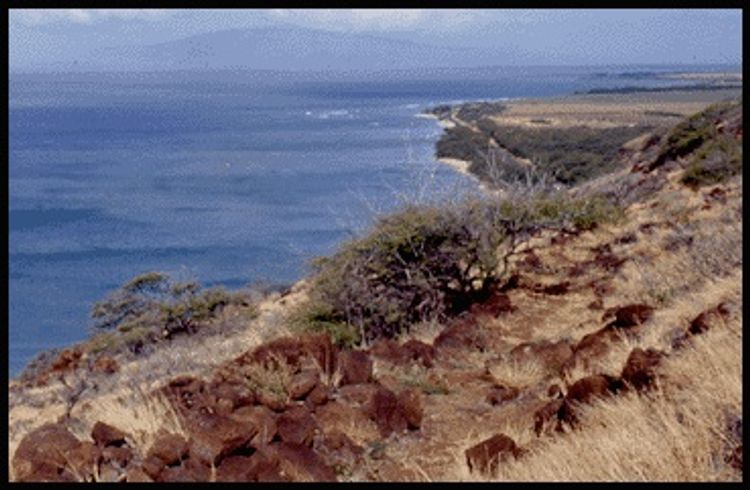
[26,26,511,73]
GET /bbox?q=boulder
[338,383,381,406]
[141,455,167,480]
[314,430,364,474]
[465,433,523,475]
[337,350,373,386]
[146,431,189,467]
[125,466,154,482]
[91,355,119,375]
[369,338,406,365]
[305,383,329,410]
[364,386,408,437]
[12,423,82,482]
[277,406,318,447]
[314,401,380,444]
[469,291,513,317]
[230,405,277,447]
[163,376,214,417]
[101,445,133,468]
[397,388,424,430]
[156,457,211,482]
[207,380,256,410]
[689,302,730,336]
[547,384,564,399]
[534,399,564,436]
[51,348,83,373]
[186,411,258,466]
[509,339,574,373]
[433,317,486,354]
[558,374,624,427]
[255,389,289,412]
[621,348,666,392]
[604,304,654,329]
[91,421,129,448]
[288,369,320,400]
[215,455,258,482]
[245,333,338,376]
[485,385,520,406]
[271,442,338,482]
[400,339,436,368]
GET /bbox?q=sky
[9,9,743,71]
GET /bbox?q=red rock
[485,385,520,406]
[51,348,83,372]
[208,381,256,410]
[146,431,189,466]
[433,317,486,353]
[689,302,730,336]
[400,339,435,368]
[509,339,574,373]
[558,375,624,427]
[465,433,523,475]
[338,383,381,406]
[288,369,320,400]
[163,376,214,417]
[313,400,376,442]
[304,383,330,408]
[271,442,338,482]
[91,355,119,375]
[536,281,570,296]
[365,386,408,437]
[125,466,153,482]
[314,431,364,473]
[101,445,132,468]
[230,405,277,447]
[534,399,564,436]
[215,455,257,481]
[337,350,373,386]
[469,291,513,317]
[12,423,82,482]
[66,440,100,481]
[621,348,666,392]
[255,389,288,412]
[246,333,338,376]
[604,304,654,328]
[186,411,258,466]
[157,458,211,482]
[369,338,406,364]
[547,384,564,399]
[91,421,129,448]
[277,406,318,446]
[398,388,424,430]
[141,455,166,480]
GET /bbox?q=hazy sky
[10,9,743,70]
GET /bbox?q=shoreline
[421,85,742,188]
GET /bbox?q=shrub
[306,201,508,342]
[287,301,361,349]
[680,137,742,189]
[303,192,621,344]
[89,272,252,353]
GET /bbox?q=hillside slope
[8,99,742,482]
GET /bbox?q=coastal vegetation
[9,94,743,483]
[295,190,621,346]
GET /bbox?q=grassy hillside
[9,98,742,482]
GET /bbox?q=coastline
[421,84,742,189]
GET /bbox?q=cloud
[11,9,171,26]
[267,9,476,32]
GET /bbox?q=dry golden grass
[490,89,742,130]
[486,321,742,482]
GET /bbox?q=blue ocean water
[8,64,733,376]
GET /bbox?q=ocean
[8,64,734,376]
